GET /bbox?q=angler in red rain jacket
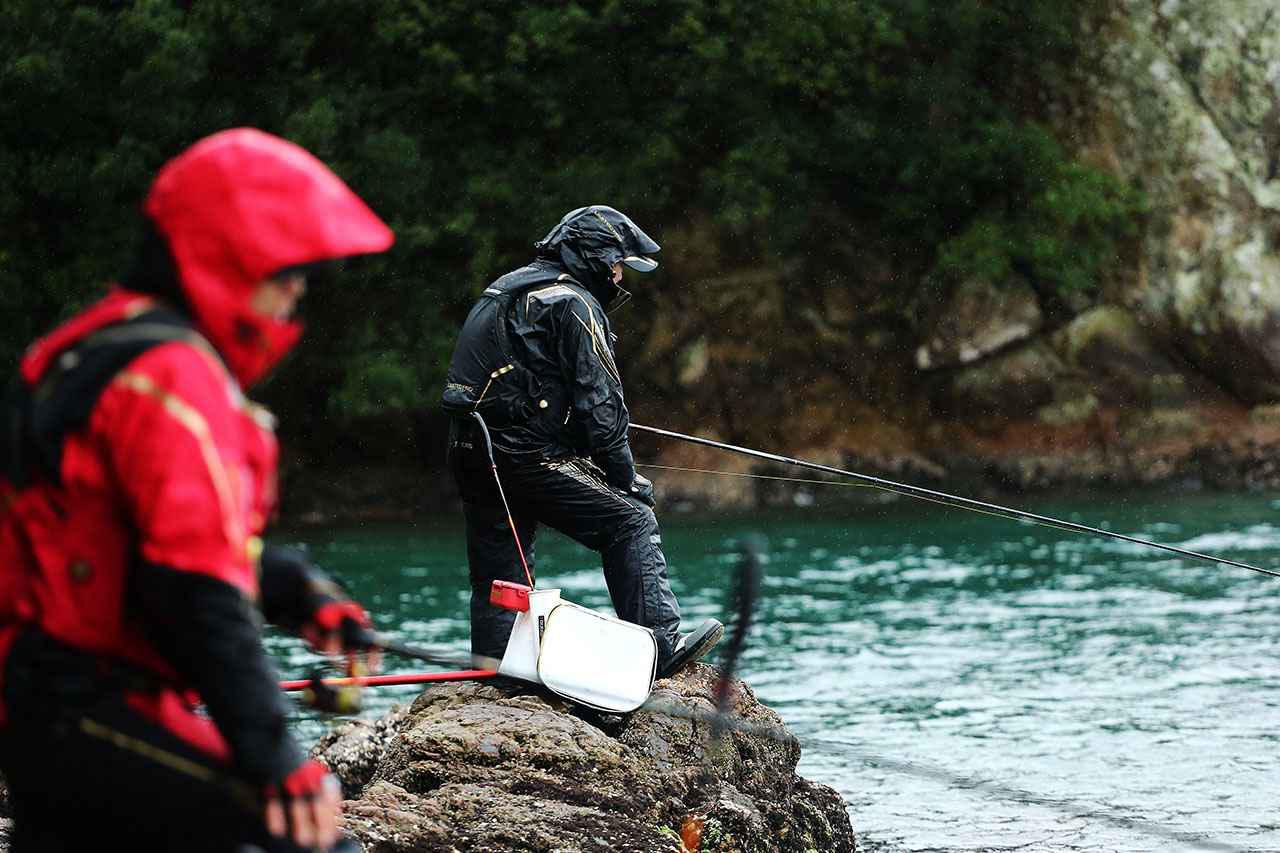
[0,129,394,852]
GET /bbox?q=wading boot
[657,618,724,679]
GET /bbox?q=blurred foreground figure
[442,205,722,677]
[0,129,393,852]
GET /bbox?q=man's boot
[657,618,723,679]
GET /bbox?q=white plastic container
[495,586,657,713]
[537,601,657,713]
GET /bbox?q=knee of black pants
[611,501,659,544]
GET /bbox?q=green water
[269,491,1280,852]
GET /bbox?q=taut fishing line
[631,423,1280,579]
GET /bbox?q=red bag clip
[490,580,531,612]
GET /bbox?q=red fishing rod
[280,626,500,711]
[279,670,497,691]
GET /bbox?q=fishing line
[631,423,1280,579]
[638,634,1244,850]
[637,463,878,489]
[638,703,1245,852]
[637,462,1135,543]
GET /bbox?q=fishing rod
[344,624,501,673]
[707,534,763,743]
[630,423,1280,579]
[279,670,498,692]
[280,626,499,711]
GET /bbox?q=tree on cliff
[0,0,1138,445]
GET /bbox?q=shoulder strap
[4,308,204,488]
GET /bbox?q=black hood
[534,206,660,305]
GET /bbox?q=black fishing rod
[343,623,500,672]
[630,423,1280,579]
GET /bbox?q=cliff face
[1094,0,1280,401]
[266,2,1280,521]
[631,0,1280,509]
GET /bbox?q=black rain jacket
[442,258,637,489]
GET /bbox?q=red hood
[143,128,394,387]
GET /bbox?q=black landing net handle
[639,535,770,745]
[629,424,1280,580]
[709,535,763,742]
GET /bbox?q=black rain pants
[449,433,682,663]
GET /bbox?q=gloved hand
[263,758,343,850]
[628,473,655,507]
[303,599,374,658]
[260,545,381,671]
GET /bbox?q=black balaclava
[533,206,661,308]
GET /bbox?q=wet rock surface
[314,665,855,853]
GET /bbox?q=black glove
[628,473,655,507]
[259,545,373,655]
[594,444,637,492]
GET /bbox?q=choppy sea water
[270,490,1280,852]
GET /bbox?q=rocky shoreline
[314,665,854,853]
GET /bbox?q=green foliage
[0,0,1139,431]
[933,123,1142,296]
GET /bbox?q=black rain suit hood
[534,206,660,308]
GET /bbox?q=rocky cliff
[270,1,1280,522]
[630,0,1280,510]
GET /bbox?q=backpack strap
[3,308,205,488]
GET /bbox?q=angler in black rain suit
[442,206,721,677]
